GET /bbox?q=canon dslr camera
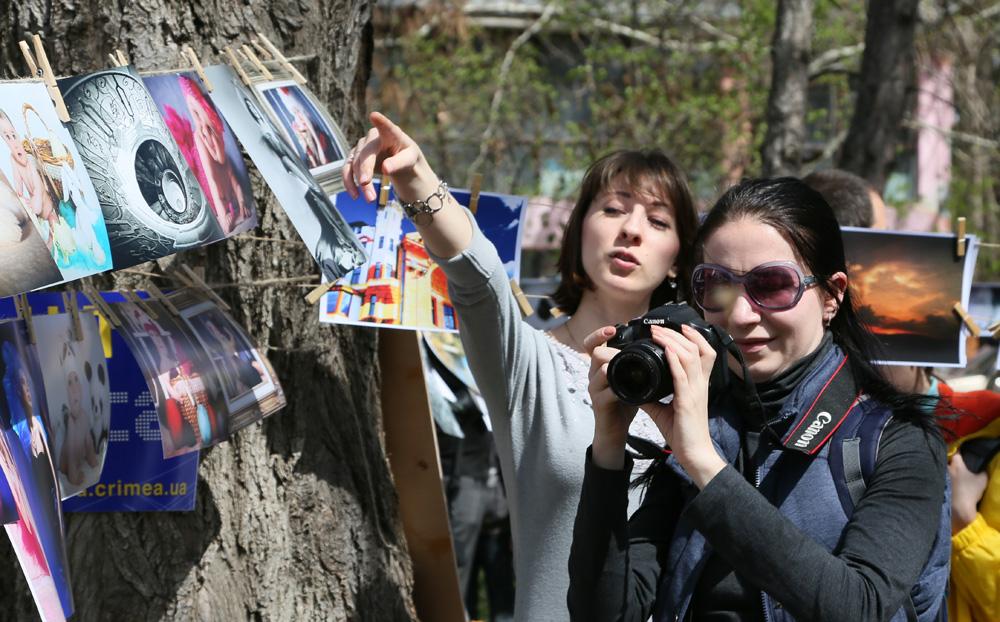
[606,302,733,405]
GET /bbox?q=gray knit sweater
[429,213,661,622]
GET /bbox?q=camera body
[606,302,733,405]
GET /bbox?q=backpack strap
[829,402,893,517]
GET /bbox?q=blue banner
[0,293,198,512]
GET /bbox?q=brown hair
[551,149,697,314]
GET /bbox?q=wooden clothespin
[509,279,534,318]
[20,35,70,122]
[18,41,38,77]
[115,49,129,67]
[468,173,483,215]
[107,52,122,67]
[145,282,182,317]
[956,217,967,258]
[62,290,84,341]
[255,32,307,85]
[305,281,336,306]
[182,45,214,92]
[988,320,1000,340]
[953,302,981,338]
[223,45,254,88]
[123,289,159,321]
[250,38,273,60]
[549,305,565,319]
[15,294,37,344]
[80,282,120,328]
[177,264,231,311]
[379,174,391,208]
[241,44,273,80]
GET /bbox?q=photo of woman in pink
[144,72,257,237]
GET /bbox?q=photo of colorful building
[321,184,523,332]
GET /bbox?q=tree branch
[469,2,559,175]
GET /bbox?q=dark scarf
[731,331,835,432]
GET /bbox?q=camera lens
[607,341,673,405]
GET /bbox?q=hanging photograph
[842,227,979,367]
[254,79,348,192]
[203,64,366,281]
[0,168,62,295]
[319,184,525,332]
[143,72,258,237]
[0,320,73,621]
[0,81,113,291]
[32,313,111,499]
[57,67,224,268]
[175,291,285,431]
[2,292,199,513]
[114,297,228,458]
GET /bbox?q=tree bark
[760,0,814,177]
[0,2,417,620]
[837,0,920,191]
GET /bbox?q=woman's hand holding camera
[640,325,727,489]
[585,326,639,470]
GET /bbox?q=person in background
[947,417,999,621]
[804,168,1000,439]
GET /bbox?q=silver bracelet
[399,181,449,226]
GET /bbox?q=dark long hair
[551,149,698,313]
[694,177,938,431]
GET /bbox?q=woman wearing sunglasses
[344,113,699,621]
[570,177,950,621]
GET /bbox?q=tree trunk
[760,0,814,177]
[0,2,417,620]
[837,0,919,191]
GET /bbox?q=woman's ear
[823,272,848,324]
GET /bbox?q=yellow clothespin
[379,174,391,208]
[956,217,967,258]
[509,280,534,318]
[255,32,307,85]
[62,289,84,341]
[988,320,1000,340]
[223,45,254,87]
[550,305,565,319]
[146,282,182,317]
[124,289,159,321]
[178,264,231,311]
[250,38,274,61]
[182,45,214,92]
[305,281,336,305]
[20,35,69,123]
[953,302,981,338]
[468,173,483,215]
[14,294,36,344]
[81,283,120,328]
[241,44,273,80]
[18,41,38,76]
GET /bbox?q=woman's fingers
[680,325,718,376]
[582,325,617,355]
[354,134,383,203]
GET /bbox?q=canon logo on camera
[793,411,833,448]
[642,318,667,325]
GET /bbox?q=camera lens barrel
[606,341,674,406]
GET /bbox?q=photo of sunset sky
[842,228,977,367]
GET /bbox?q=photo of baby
[32,312,111,499]
[177,292,284,429]
[0,320,74,621]
[0,83,114,282]
[115,297,229,458]
[0,167,63,296]
[143,72,257,237]
[256,80,347,180]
